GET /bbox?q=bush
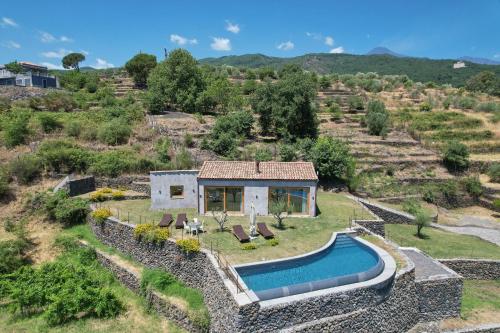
[3,112,30,148]
[268,238,279,246]
[310,136,355,181]
[134,223,169,244]
[53,196,89,227]
[97,119,132,145]
[91,207,112,224]
[241,243,257,250]
[0,239,29,274]
[487,163,500,183]
[279,144,297,162]
[366,100,390,136]
[0,168,9,200]
[37,140,93,173]
[89,150,136,177]
[402,199,422,216]
[111,190,125,200]
[176,239,201,253]
[255,147,273,161]
[38,113,62,133]
[462,176,483,199]
[474,102,500,113]
[183,133,194,148]
[422,187,436,203]
[347,96,364,111]
[443,141,469,172]
[43,91,77,112]
[9,154,43,185]
[1,248,123,326]
[155,137,172,163]
[419,102,432,112]
[64,120,82,137]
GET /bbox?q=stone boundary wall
[438,259,500,280]
[354,220,386,237]
[443,324,500,333]
[356,198,416,224]
[95,175,150,195]
[90,246,206,332]
[415,277,463,322]
[54,175,96,196]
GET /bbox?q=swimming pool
[234,233,385,301]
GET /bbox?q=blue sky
[1,0,499,68]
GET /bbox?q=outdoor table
[188,222,202,234]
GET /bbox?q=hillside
[199,53,500,87]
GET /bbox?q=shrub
[53,196,89,226]
[43,91,77,112]
[134,223,169,244]
[462,176,483,199]
[89,150,139,177]
[268,238,279,246]
[90,191,107,202]
[64,120,82,137]
[37,140,93,173]
[493,198,500,210]
[0,238,29,274]
[2,248,123,326]
[366,100,390,136]
[172,147,194,170]
[443,141,469,172]
[183,133,194,148]
[453,96,477,110]
[487,163,500,183]
[241,243,257,250]
[310,136,355,181]
[3,112,30,148]
[97,119,132,145]
[176,239,201,253]
[9,154,43,185]
[38,113,62,133]
[279,144,297,162]
[474,102,500,113]
[111,190,125,200]
[422,187,436,203]
[211,132,238,157]
[91,208,112,224]
[255,147,273,161]
[419,102,432,112]
[155,138,172,163]
[0,168,9,200]
[402,199,422,216]
[347,96,364,111]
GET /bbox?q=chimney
[255,160,260,173]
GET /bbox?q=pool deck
[400,248,460,280]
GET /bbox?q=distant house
[150,161,319,217]
[453,61,466,69]
[0,62,59,88]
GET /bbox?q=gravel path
[401,249,453,280]
[432,223,500,246]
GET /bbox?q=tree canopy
[62,53,86,71]
[124,53,157,88]
[310,136,355,181]
[5,61,24,74]
[465,71,500,96]
[147,49,204,114]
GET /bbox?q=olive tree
[62,53,86,71]
[124,53,157,88]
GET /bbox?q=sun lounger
[158,213,173,227]
[257,222,274,239]
[233,225,250,243]
[175,213,187,229]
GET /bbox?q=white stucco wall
[198,179,317,217]
[150,170,199,210]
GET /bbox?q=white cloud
[1,17,18,27]
[225,21,240,34]
[39,31,73,43]
[277,41,294,51]
[80,50,90,56]
[60,36,73,42]
[210,37,231,51]
[306,32,322,40]
[3,41,21,49]
[41,62,64,70]
[170,34,198,46]
[329,46,345,54]
[325,36,334,46]
[41,48,72,58]
[93,58,114,69]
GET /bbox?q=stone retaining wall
[354,220,386,237]
[91,247,206,332]
[95,175,150,195]
[415,277,463,321]
[89,217,239,333]
[443,324,500,333]
[438,259,500,280]
[356,198,416,224]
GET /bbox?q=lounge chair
[175,213,187,229]
[158,213,173,227]
[257,223,274,239]
[233,225,250,243]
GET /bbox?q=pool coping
[230,230,397,307]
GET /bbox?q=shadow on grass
[414,233,431,240]
[271,223,296,230]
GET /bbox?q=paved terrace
[401,248,457,280]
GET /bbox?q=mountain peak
[366,47,405,58]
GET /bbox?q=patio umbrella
[249,202,257,237]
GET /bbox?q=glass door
[206,187,225,212]
[225,187,243,212]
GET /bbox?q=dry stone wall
[438,259,500,280]
[415,277,463,322]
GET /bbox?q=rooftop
[198,161,318,181]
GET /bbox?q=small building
[150,161,319,217]
[0,62,59,88]
[453,61,466,69]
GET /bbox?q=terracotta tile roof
[198,161,318,181]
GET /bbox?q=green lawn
[104,191,374,264]
[461,280,500,320]
[385,224,500,260]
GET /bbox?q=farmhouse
[0,61,59,88]
[150,161,319,217]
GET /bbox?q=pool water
[236,234,381,294]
